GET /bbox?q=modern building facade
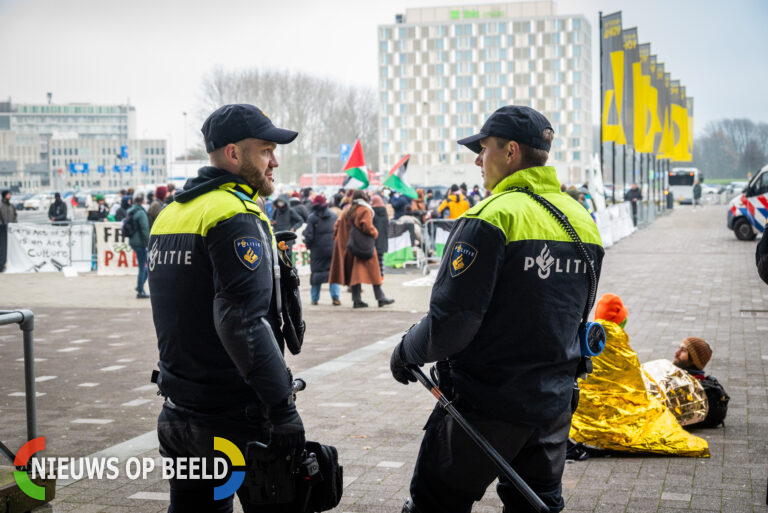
[49,137,166,190]
[377,1,592,187]
[0,99,165,191]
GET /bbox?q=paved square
[1,204,766,512]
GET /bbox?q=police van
[727,164,768,240]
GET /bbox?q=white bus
[668,167,703,205]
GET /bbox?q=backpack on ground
[695,374,730,427]
[122,211,135,238]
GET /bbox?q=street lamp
[182,112,187,162]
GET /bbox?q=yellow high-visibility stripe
[151,184,268,237]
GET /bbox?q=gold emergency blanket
[569,320,709,457]
[641,359,708,426]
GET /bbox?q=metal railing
[419,218,457,273]
[0,309,36,464]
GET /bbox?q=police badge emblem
[449,241,477,278]
[234,237,263,271]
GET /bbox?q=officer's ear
[506,141,519,163]
[221,143,240,165]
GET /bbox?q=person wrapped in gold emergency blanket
[569,294,709,457]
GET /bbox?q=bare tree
[199,68,379,184]
[693,119,768,179]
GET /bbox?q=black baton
[408,366,550,513]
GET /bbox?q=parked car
[701,184,722,195]
[23,193,54,211]
[726,181,748,196]
[13,193,33,210]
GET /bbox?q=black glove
[390,341,417,385]
[269,400,305,459]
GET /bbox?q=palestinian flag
[343,139,369,189]
[383,154,418,199]
[433,220,453,258]
[383,223,415,268]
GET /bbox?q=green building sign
[450,9,504,19]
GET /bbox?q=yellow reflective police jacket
[149,166,291,412]
[401,166,605,424]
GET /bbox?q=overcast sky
[1,0,766,158]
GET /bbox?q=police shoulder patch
[234,237,263,271]
[449,241,478,278]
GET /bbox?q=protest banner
[94,222,138,276]
[5,223,93,273]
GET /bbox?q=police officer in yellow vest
[391,106,605,513]
[149,104,304,512]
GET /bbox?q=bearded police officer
[149,104,304,512]
[390,106,605,513]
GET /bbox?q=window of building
[571,138,580,147]
[572,19,580,30]
[572,151,581,161]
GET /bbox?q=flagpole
[599,11,604,194]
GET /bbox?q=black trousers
[408,405,572,513]
[0,224,7,271]
[158,401,293,513]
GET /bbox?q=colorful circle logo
[213,437,245,500]
[14,437,46,500]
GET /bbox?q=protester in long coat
[371,194,389,277]
[329,190,394,308]
[411,188,427,223]
[304,195,340,305]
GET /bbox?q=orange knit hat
[594,293,628,325]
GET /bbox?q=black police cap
[201,104,298,153]
[457,105,553,154]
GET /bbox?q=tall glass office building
[377,1,592,187]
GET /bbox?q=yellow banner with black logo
[670,80,692,162]
[686,95,694,160]
[635,43,661,153]
[621,28,639,150]
[601,12,626,144]
[651,61,671,159]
